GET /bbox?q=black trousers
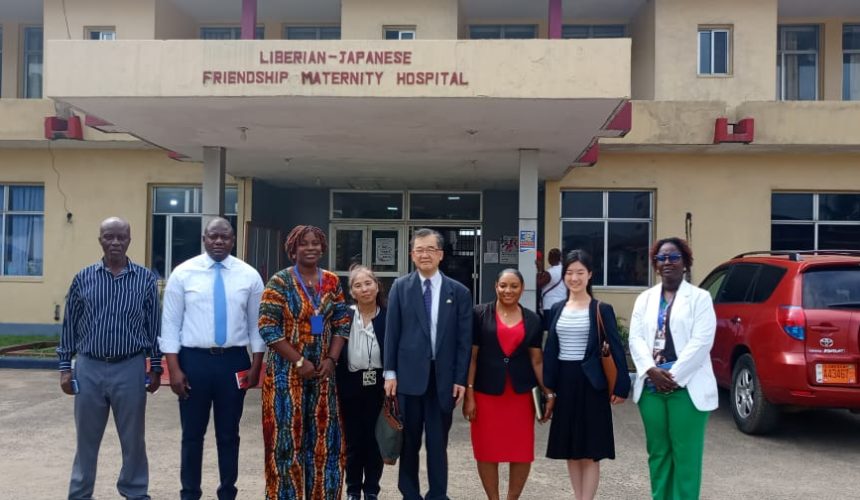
[177,347,250,500]
[340,370,385,497]
[398,363,453,500]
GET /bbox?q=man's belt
[83,351,141,363]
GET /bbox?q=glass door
[330,225,405,296]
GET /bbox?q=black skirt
[546,360,615,461]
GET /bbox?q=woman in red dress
[464,269,555,500]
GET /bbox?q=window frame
[561,24,626,39]
[771,192,860,250]
[329,190,483,223]
[283,25,341,40]
[0,183,45,278]
[21,25,43,99]
[468,24,538,40]
[777,24,820,101]
[149,185,239,279]
[85,26,116,40]
[697,26,732,76]
[843,24,860,100]
[383,26,416,40]
[559,190,654,289]
[200,25,265,40]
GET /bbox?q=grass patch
[0,335,60,348]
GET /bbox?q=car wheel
[731,354,780,435]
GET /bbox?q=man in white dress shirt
[160,217,265,500]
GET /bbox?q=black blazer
[336,306,386,398]
[543,299,631,398]
[472,302,543,395]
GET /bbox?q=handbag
[595,301,619,396]
[374,396,403,465]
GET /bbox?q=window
[23,26,43,98]
[803,267,860,309]
[86,27,116,40]
[698,27,731,75]
[700,267,729,302]
[200,26,264,40]
[562,25,626,39]
[384,27,416,40]
[469,25,537,40]
[771,192,860,251]
[778,25,819,100]
[332,192,404,220]
[560,191,652,287]
[1,185,44,276]
[716,264,758,303]
[150,186,238,279]
[843,25,860,100]
[284,26,341,40]
[409,193,481,221]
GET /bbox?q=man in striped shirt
[57,217,161,500]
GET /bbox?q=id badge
[362,370,377,387]
[654,338,666,350]
[310,315,324,335]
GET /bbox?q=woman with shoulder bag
[543,250,631,500]
[336,265,388,500]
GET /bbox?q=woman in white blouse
[336,265,388,500]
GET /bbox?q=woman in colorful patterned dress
[258,225,351,500]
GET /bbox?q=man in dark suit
[384,228,473,500]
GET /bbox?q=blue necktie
[423,279,433,351]
[213,262,227,346]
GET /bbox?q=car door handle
[810,325,839,333]
[730,316,742,324]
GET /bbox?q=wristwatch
[545,392,557,399]
[295,356,304,368]
[327,355,338,367]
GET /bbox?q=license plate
[815,363,857,384]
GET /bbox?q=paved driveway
[1,369,858,499]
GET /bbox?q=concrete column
[202,147,227,244]
[548,0,562,39]
[518,149,539,310]
[241,0,258,40]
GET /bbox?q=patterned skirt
[262,351,345,500]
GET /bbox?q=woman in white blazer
[629,237,717,500]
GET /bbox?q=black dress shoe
[364,495,379,500]
[347,495,360,500]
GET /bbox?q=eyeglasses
[412,247,440,256]
[653,253,683,264]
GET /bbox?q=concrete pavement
[1,369,858,499]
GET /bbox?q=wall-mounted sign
[519,230,536,253]
[203,50,469,88]
[375,237,396,266]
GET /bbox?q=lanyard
[657,295,674,332]
[293,267,322,313]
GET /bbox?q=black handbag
[375,396,403,465]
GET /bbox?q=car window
[802,266,860,309]
[700,267,729,302]
[717,264,758,303]
[749,264,787,303]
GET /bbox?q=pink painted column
[241,0,257,40]
[548,0,562,39]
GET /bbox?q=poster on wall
[484,240,499,263]
[500,236,518,264]
[375,238,396,265]
[519,230,536,252]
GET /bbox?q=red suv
[700,250,860,434]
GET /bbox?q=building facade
[0,0,858,333]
